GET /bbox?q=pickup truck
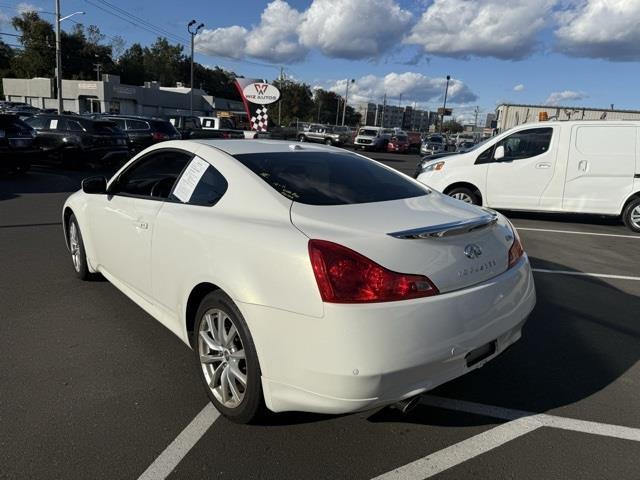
[297,124,350,146]
[166,116,244,140]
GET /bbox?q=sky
[1,0,639,123]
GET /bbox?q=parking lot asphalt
[1,151,639,480]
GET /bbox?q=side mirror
[494,145,505,161]
[82,176,107,194]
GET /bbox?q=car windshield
[359,129,378,136]
[234,151,428,206]
[428,137,443,143]
[461,136,493,152]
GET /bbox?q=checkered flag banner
[251,107,268,132]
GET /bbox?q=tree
[442,120,463,134]
[0,40,15,96]
[272,78,314,126]
[10,12,55,78]
[116,43,146,85]
[142,37,184,87]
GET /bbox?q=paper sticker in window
[172,156,209,203]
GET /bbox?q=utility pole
[399,93,402,107]
[474,106,479,127]
[381,93,387,128]
[55,0,62,114]
[93,63,102,81]
[188,20,204,117]
[341,79,354,126]
[278,66,284,126]
[335,96,340,126]
[439,75,451,133]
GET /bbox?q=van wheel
[448,187,479,205]
[297,134,306,142]
[622,197,640,232]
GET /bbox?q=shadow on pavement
[368,257,639,427]
[503,210,623,227]
[0,166,117,201]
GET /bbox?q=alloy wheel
[69,222,81,272]
[198,308,248,409]
[451,192,473,204]
[631,205,640,229]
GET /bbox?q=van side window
[497,128,553,161]
[475,145,495,164]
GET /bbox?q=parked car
[199,116,248,139]
[92,115,180,155]
[416,120,640,232]
[457,140,477,151]
[25,114,129,168]
[387,134,409,153]
[63,139,535,423]
[0,114,39,174]
[166,115,240,140]
[406,131,423,152]
[298,124,350,146]
[420,135,446,155]
[353,126,389,151]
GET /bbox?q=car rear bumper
[239,256,536,414]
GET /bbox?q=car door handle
[134,221,149,230]
[578,160,588,172]
[536,162,551,169]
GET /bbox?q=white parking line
[532,268,640,282]
[371,416,542,480]
[372,395,640,479]
[137,404,220,480]
[516,227,640,240]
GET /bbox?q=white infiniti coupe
[63,140,536,423]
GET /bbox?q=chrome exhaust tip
[391,395,422,414]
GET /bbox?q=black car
[93,115,181,155]
[25,114,129,168]
[0,114,39,174]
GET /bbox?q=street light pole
[439,75,451,134]
[188,20,204,117]
[341,79,354,126]
[54,4,84,114]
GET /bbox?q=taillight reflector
[508,228,525,269]
[308,239,439,303]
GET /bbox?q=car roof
[193,139,349,156]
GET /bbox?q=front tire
[68,214,91,280]
[622,197,640,232]
[297,134,306,142]
[194,291,264,424]
[447,187,480,205]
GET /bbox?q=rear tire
[324,138,332,146]
[298,134,306,142]
[622,197,640,232]
[447,187,480,205]
[194,291,265,424]
[68,214,91,280]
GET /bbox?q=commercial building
[355,102,437,131]
[2,75,245,117]
[496,103,640,132]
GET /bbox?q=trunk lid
[291,193,514,293]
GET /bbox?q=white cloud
[513,84,525,92]
[406,0,556,60]
[196,1,306,63]
[16,2,41,13]
[555,0,640,61]
[298,0,412,60]
[244,0,307,63]
[0,12,9,28]
[545,90,588,105]
[328,72,478,106]
[196,26,249,60]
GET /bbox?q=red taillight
[152,131,169,141]
[508,227,525,269]
[308,240,439,303]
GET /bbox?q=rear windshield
[154,121,179,135]
[234,151,428,206]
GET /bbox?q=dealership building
[2,75,245,117]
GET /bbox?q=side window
[110,118,126,130]
[169,157,228,207]
[127,119,149,131]
[497,128,552,161]
[112,150,192,199]
[67,120,84,132]
[475,145,495,164]
[25,117,48,130]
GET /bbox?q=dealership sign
[242,83,280,105]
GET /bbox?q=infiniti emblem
[464,244,483,259]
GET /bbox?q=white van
[354,126,390,151]
[416,121,640,232]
